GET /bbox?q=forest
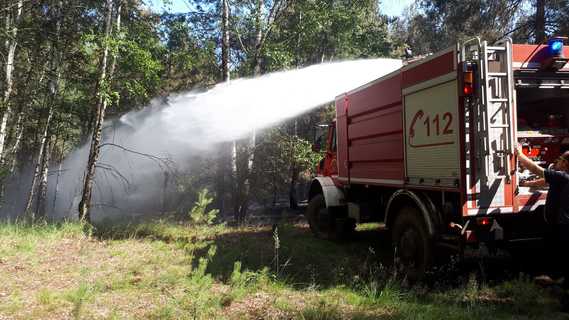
[2,0,569,319]
[0,0,567,223]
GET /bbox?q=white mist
[45,58,402,220]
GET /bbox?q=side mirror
[312,124,329,152]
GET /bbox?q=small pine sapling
[189,189,219,225]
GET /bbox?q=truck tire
[306,194,334,239]
[392,206,433,282]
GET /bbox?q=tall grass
[0,219,86,239]
[0,220,86,257]
[0,218,563,319]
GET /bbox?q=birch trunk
[7,44,41,173]
[23,107,54,218]
[288,120,298,209]
[8,60,38,173]
[216,0,231,213]
[222,0,230,82]
[36,135,53,218]
[161,171,169,214]
[231,140,238,216]
[78,0,120,222]
[0,0,24,162]
[23,0,63,219]
[252,0,263,77]
[36,0,67,219]
[8,110,23,173]
[234,0,264,222]
[52,139,65,214]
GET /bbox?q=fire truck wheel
[306,194,334,239]
[392,206,433,282]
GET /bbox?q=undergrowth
[0,218,563,319]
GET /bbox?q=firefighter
[516,148,569,223]
[515,146,569,310]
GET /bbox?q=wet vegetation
[0,217,565,319]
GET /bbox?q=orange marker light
[476,217,491,226]
[463,69,475,96]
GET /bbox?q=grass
[0,219,565,319]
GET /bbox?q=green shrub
[188,189,219,226]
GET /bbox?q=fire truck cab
[307,37,569,280]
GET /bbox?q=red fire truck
[307,37,569,279]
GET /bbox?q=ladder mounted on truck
[481,38,515,182]
[461,37,515,208]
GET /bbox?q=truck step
[487,72,508,77]
[486,46,506,52]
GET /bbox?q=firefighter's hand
[514,144,523,157]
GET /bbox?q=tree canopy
[0,0,567,221]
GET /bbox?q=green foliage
[391,0,569,56]
[0,220,564,319]
[189,189,219,226]
[230,261,272,290]
[265,0,393,72]
[158,13,220,91]
[493,275,554,315]
[407,1,513,53]
[116,38,164,108]
[252,126,321,207]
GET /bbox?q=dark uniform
[544,168,569,310]
[544,169,569,226]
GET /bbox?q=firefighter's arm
[515,146,545,178]
[519,178,546,187]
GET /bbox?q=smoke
[10,58,403,221]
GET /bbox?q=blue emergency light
[540,37,567,70]
[548,38,564,57]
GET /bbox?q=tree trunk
[23,107,54,218]
[216,0,231,214]
[23,0,63,219]
[289,120,299,210]
[6,43,41,173]
[8,110,23,172]
[36,134,53,218]
[252,0,264,76]
[234,0,264,223]
[36,0,67,219]
[107,1,122,82]
[52,138,65,214]
[535,0,546,44]
[161,171,169,214]
[231,140,239,218]
[78,0,119,222]
[0,0,24,162]
[221,0,230,82]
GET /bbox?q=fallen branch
[95,162,131,191]
[98,142,175,173]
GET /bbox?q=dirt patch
[223,291,297,320]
